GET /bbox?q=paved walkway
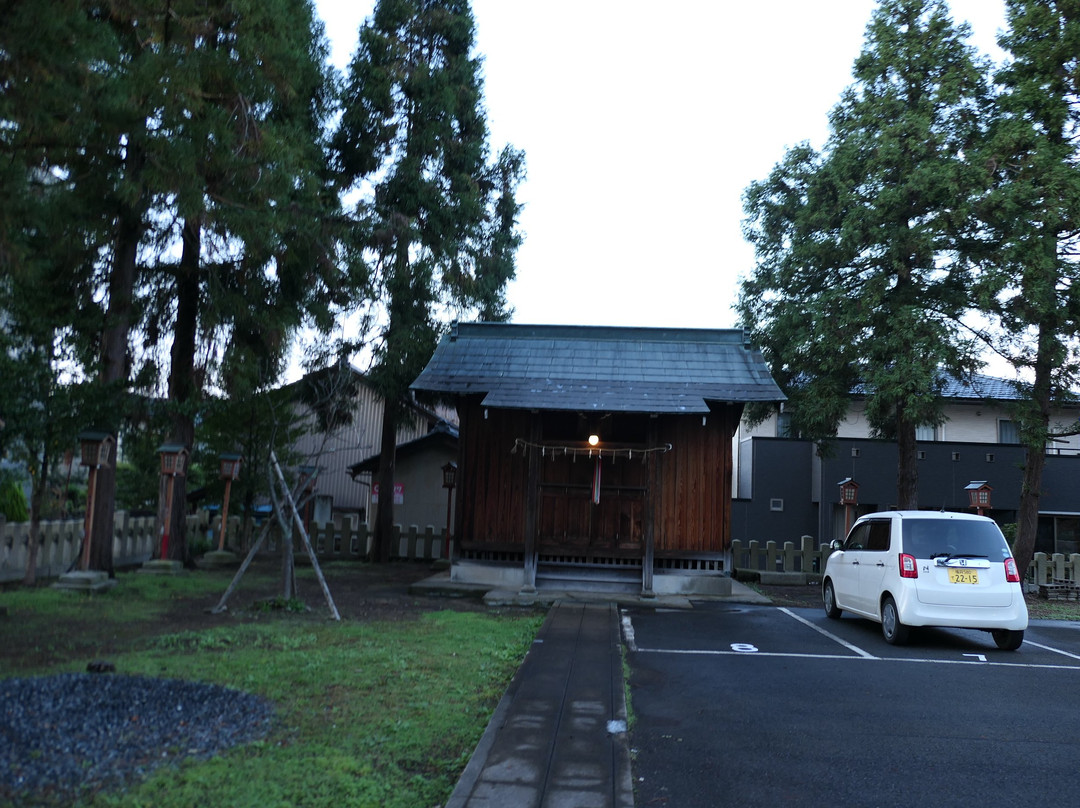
[446,601,635,808]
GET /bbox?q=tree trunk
[374,404,398,563]
[1014,451,1044,582]
[165,217,201,566]
[89,174,144,575]
[1014,331,1054,582]
[22,448,49,587]
[895,411,919,510]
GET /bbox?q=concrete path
[446,601,634,808]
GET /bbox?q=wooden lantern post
[217,454,242,551]
[965,481,993,516]
[77,432,115,571]
[838,477,859,537]
[156,444,189,561]
[441,461,457,560]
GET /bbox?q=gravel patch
[0,673,274,806]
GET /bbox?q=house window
[776,412,794,438]
[999,420,1020,444]
[915,424,937,441]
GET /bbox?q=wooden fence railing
[0,513,447,583]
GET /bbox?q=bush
[0,473,29,522]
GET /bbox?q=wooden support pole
[642,418,658,598]
[270,451,340,621]
[522,413,540,593]
[211,518,275,614]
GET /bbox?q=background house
[346,421,459,538]
[411,322,784,595]
[733,374,1080,554]
[289,366,454,526]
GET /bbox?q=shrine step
[536,564,642,593]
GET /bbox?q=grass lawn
[0,563,545,807]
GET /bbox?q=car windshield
[902,518,1010,560]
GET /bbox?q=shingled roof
[410,323,785,414]
[851,372,1032,402]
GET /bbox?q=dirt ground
[1,561,492,675]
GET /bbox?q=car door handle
[851,560,860,566]
[876,561,886,567]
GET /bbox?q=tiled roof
[347,421,458,476]
[851,372,1026,402]
[410,323,785,414]
[938,373,1023,401]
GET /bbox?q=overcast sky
[313,0,1009,332]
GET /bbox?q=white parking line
[629,646,1080,671]
[779,607,878,659]
[621,614,638,652]
[1022,639,1080,661]
[621,611,1080,671]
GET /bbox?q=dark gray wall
[739,436,1080,546]
[731,439,817,545]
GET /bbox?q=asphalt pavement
[441,580,768,807]
[445,582,1080,808]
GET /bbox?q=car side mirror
[830,539,844,551]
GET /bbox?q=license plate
[948,568,979,584]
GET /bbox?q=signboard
[371,483,404,504]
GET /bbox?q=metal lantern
[442,461,458,560]
[217,454,242,552]
[838,477,860,539]
[965,481,993,515]
[156,444,189,561]
[838,478,859,506]
[158,444,189,477]
[76,431,115,571]
[219,453,242,481]
[78,432,115,469]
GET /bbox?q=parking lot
[624,603,1080,807]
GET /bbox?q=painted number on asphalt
[731,643,759,653]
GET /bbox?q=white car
[822,510,1028,650]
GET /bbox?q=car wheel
[823,580,842,619]
[881,596,910,645]
[992,629,1024,651]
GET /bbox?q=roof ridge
[450,321,750,345]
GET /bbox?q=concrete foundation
[450,560,735,598]
[51,570,117,593]
[201,550,239,567]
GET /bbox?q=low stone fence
[731,537,1080,594]
[0,512,206,583]
[1026,552,1080,598]
[265,520,447,564]
[730,536,829,583]
[0,513,446,583]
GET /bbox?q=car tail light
[899,553,918,578]
[1004,557,1021,583]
